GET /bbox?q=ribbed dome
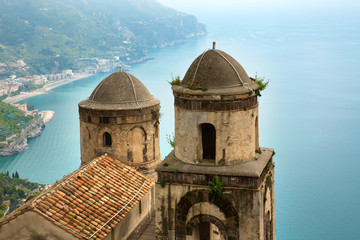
[89,71,153,103]
[79,70,159,111]
[182,49,253,89]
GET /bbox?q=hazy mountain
[0,0,206,76]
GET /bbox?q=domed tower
[156,43,275,240]
[78,68,161,178]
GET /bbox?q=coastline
[3,73,93,104]
[40,111,55,124]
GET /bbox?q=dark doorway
[103,132,112,147]
[199,222,211,240]
[201,123,216,160]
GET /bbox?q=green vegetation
[27,104,35,111]
[0,0,206,76]
[256,148,262,154]
[254,74,269,97]
[0,203,7,217]
[162,162,169,167]
[173,165,178,174]
[168,75,181,86]
[10,84,44,96]
[209,175,224,197]
[0,102,37,141]
[0,172,43,216]
[0,95,7,101]
[166,134,175,149]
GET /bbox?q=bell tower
[78,68,161,179]
[156,44,275,239]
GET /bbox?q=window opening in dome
[201,123,216,162]
[87,116,91,123]
[103,132,112,147]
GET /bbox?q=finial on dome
[119,66,122,72]
[213,41,216,49]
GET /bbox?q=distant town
[0,57,129,101]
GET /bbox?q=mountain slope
[0,0,206,76]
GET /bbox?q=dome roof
[89,71,153,103]
[182,48,254,89]
[79,70,159,111]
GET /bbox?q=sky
[157,0,360,22]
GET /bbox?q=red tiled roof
[1,154,154,239]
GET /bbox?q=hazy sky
[157,0,360,18]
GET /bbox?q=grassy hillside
[0,0,206,77]
[0,102,36,141]
[0,172,43,216]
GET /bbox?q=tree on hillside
[27,104,34,111]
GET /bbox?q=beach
[3,73,92,104]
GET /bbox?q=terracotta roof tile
[0,154,154,240]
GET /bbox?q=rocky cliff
[0,118,44,156]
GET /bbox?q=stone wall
[79,107,161,175]
[0,211,77,240]
[155,157,275,240]
[174,105,258,165]
[105,189,154,240]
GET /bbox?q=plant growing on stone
[168,74,181,86]
[209,175,224,197]
[254,73,269,97]
[166,134,175,148]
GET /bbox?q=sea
[1,7,360,240]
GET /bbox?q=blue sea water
[1,9,360,240]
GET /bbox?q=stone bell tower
[78,68,161,178]
[156,43,275,239]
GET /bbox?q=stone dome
[182,48,255,90]
[79,70,159,111]
[89,71,153,103]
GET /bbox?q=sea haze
[1,6,360,240]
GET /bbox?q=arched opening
[127,126,147,163]
[201,123,216,161]
[187,215,226,240]
[103,132,112,147]
[175,190,239,240]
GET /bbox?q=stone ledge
[157,148,274,178]
[156,148,274,189]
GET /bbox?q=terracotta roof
[0,154,154,239]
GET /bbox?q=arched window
[103,132,112,147]
[200,123,216,161]
[87,116,91,123]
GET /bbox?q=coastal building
[155,43,275,240]
[13,103,27,113]
[0,44,275,240]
